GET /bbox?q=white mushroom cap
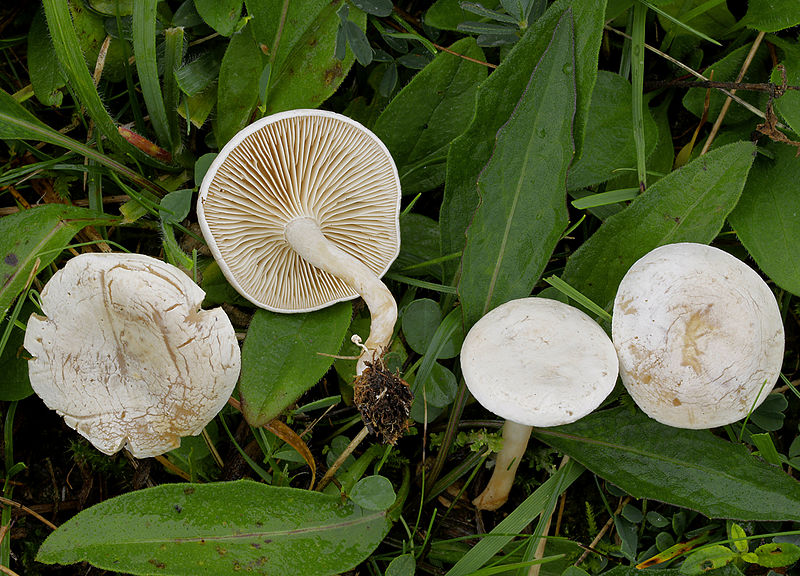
[612,242,785,429]
[197,109,401,313]
[23,253,241,458]
[461,297,619,427]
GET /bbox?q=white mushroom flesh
[612,242,784,429]
[23,253,241,458]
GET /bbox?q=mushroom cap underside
[461,297,619,427]
[612,242,784,429]
[23,252,241,458]
[198,109,401,313]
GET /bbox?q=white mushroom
[612,242,784,429]
[23,253,241,458]
[197,110,401,374]
[461,297,618,510]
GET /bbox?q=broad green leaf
[458,11,574,328]
[681,546,738,575]
[350,475,396,510]
[27,9,65,107]
[567,71,658,190]
[741,1,800,32]
[216,23,265,146]
[561,141,755,310]
[401,298,463,359]
[195,0,243,36]
[0,205,117,317]
[373,37,487,195]
[176,48,224,97]
[750,542,800,568]
[439,0,606,281]
[240,304,351,426]
[37,480,391,576]
[537,406,800,521]
[351,0,393,17]
[730,523,749,553]
[87,0,134,15]
[772,39,800,136]
[683,44,769,125]
[246,0,364,115]
[409,361,457,409]
[728,142,800,296]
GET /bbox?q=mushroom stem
[473,420,532,511]
[284,217,397,374]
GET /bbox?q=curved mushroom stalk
[473,421,532,511]
[284,217,397,374]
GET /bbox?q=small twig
[316,426,370,492]
[0,496,58,531]
[431,43,497,69]
[701,31,766,155]
[575,495,632,566]
[528,456,569,576]
[0,563,21,576]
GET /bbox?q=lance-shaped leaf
[537,407,800,521]
[373,37,487,195]
[458,11,575,328]
[561,141,756,311]
[439,0,606,281]
[37,480,392,575]
[0,205,117,317]
[729,142,800,296]
[240,304,352,427]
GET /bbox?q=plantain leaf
[729,143,800,296]
[246,0,364,115]
[27,8,65,107]
[240,304,352,427]
[561,141,755,311]
[439,0,606,281]
[36,480,391,576]
[537,407,800,521]
[373,37,487,195]
[0,205,117,317]
[215,22,265,146]
[195,0,242,36]
[458,11,574,328]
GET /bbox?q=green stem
[631,2,648,191]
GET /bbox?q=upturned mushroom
[197,109,401,375]
[612,242,785,429]
[461,297,618,510]
[23,252,241,458]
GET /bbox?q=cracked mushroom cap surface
[461,297,619,427]
[23,253,241,458]
[197,109,401,313]
[612,242,785,429]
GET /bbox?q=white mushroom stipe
[461,297,618,510]
[612,242,785,429]
[197,110,401,374]
[23,253,241,458]
[284,217,396,373]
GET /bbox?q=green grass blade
[631,2,648,190]
[639,0,721,46]
[133,0,171,148]
[163,28,184,151]
[41,0,165,166]
[445,459,584,576]
[0,89,166,196]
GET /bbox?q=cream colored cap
[198,109,401,313]
[461,297,619,427]
[23,253,240,457]
[612,243,785,429]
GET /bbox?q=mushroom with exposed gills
[197,109,402,376]
[23,252,241,458]
[612,242,785,429]
[461,297,618,511]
